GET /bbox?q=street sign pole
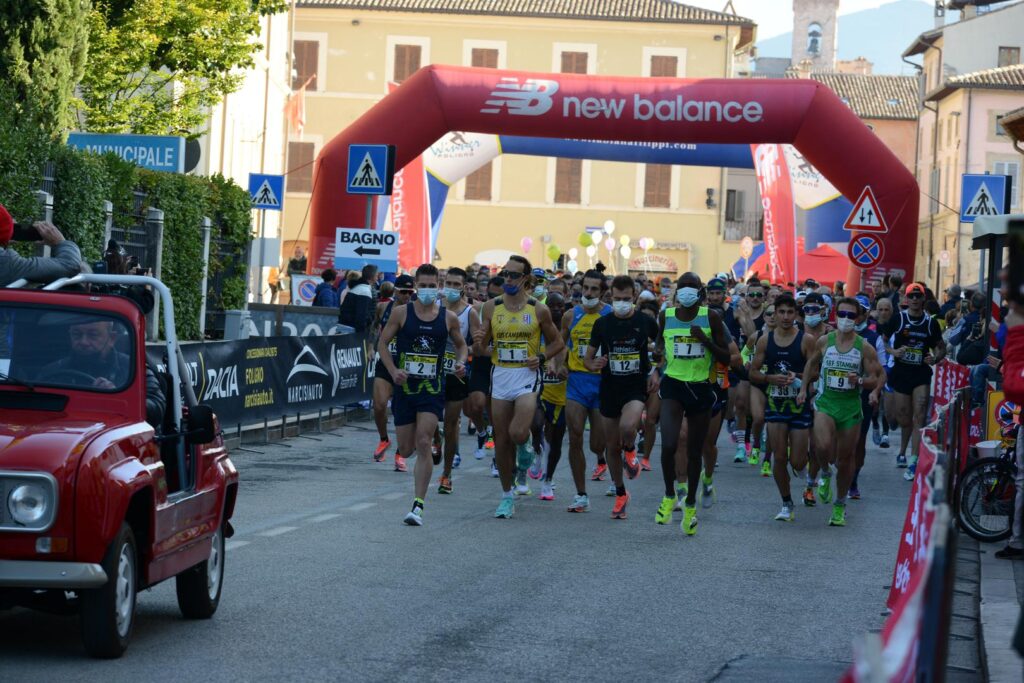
[365,196,373,231]
[256,209,267,303]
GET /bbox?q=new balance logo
[481,78,559,116]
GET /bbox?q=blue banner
[67,133,185,173]
[498,137,754,169]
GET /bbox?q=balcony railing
[723,216,764,242]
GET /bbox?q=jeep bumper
[0,560,107,589]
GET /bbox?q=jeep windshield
[0,305,135,393]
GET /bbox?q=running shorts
[374,357,393,385]
[598,381,647,419]
[468,356,492,394]
[887,364,931,395]
[567,372,601,411]
[813,394,862,433]
[658,376,715,416]
[711,385,729,418]
[491,365,540,402]
[445,374,469,402]
[765,394,814,429]
[392,391,444,427]
[541,398,566,427]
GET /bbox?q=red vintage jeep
[0,274,238,658]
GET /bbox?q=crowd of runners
[365,257,947,533]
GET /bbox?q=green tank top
[815,333,863,402]
[663,306,712,383]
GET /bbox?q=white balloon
[586,245,597,257]
[620,245,632,258]
[568,247,578,260]
[567,259,579,274]
[603,220,616,235]
[590,230,602,246]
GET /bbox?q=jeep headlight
[9,482,51,527]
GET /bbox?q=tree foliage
[0,0,91,137]
[77,0,288,136]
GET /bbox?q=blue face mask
[533,285,547,299]
[676,287,700,307]
[502,283,520,296]
[805,314,822,327]
[417,288,438,305]
[855,320,868,332]
[443,287,462,303]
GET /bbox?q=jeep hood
[0,412,114,477]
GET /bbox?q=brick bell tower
[791,0,840,71]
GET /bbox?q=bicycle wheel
[955,457,1015,542]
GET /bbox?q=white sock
[503,489,514,498]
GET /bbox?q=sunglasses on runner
[499,270,525,280]
[746,292,764,299]
[802,305,822,314]
[397,288,414,295]
[836,310,858,320]
[907,292,924,300]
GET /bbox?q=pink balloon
[604,237,615,251]
[520,237,533,253]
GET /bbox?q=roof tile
[787,72,919,120]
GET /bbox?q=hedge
[0,91,252,340]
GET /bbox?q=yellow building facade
[285,0,755,277]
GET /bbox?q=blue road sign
[960,174,1010,223]
[848,234,884,269]
[249,173,285,211]
[347,144,395,195]
[334,227,398,272]
[67,133,185,173]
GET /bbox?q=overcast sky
[682,0,931,40]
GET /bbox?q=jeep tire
[175,522,224,619]
[80,523,137,658]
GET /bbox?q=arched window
[807,22,822,55]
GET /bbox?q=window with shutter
[994,161,1020,210]
[650,55,678,78]
[998,46,1020,68]
[643,164,671,208]
[293,40,319,90]
[288,141,316,193]
[560,51,588,74]
[554,158,582,204]
[393,44,422,83]
[465,162,492,201]
[471,48,499,69]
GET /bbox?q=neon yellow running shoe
[817,475,833,504]
[655,496,674,524]
[673,481,688,511]
[747,447,759,466]
[829,502,846,527]
[760,459,772,477]
[682,504,698,536]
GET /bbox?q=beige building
[285,0,756,277]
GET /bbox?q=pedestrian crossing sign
[248,173,285,211]
[347,144,395,195]
[960,174,1010,223]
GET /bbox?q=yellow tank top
[539,338,566,405]
[566,304,611,374]
[492,298,541,369]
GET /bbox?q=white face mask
[836,318,856,332]
[581,295,600,308]
[612,300,633,316]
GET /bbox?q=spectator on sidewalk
[939,284,962,317]
[0,204,82,288]
[338,264,377,333]
[312,269,340,308]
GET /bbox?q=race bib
[673,336,704,359]
[442,351,458,375]
[542,368,563,385]
[387,339,398,355]
[577,343,588,359]
[609,352,641,376]
[901,348,924,366]
[404,354,438,378]
[825,369,855,392]
[769,383,799,399]
[496,342,529,365]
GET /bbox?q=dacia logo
[481,78,559,116]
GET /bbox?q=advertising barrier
[887,430,939,609]
[148,333,373,426]
[930,359,970,422]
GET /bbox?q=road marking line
[344,502,376,512]
[308,513,341,523]
[226,540,250,551]
[259,526,298,537]
[380,492,404,500]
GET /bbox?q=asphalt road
[1,413,912,681]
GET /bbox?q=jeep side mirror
[188,404,217,444]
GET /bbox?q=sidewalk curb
[979,546,1023,682]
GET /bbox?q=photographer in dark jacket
[0,203,82,287]
[338,264,377,332]
[94,240,155,314]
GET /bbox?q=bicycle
[955,433,1018,543]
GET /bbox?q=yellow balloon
[619,234,630,247]
[547,244,561,260]
[578,231,592,247]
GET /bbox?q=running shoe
[485,437,495,450]
[403,508,423,526]
[849,485,861,500]
[373,438,390,462]
[394,454,408,473]
[727,420,736,440]
[453,453,461,469]
[674,482,688,511]
[802,487,816,507]
[640,456,652,472]
[828,502,846,527]
[624,449,641,480]
[871,425,881,446]
[431,442,442,466]
[880,434,890,449]
[539,482,555,501]
[490,459,499,478]
[681,504,698,536]
[527,454,544,480]
[516,443,534,471]
[700,477,715,509]
[514,471,530,496]
[468,423,476,436]
[567,494,590,513]
[591,463,608,481]
[748,447,760,466]
[611,492,630,519]
[606,483,616,497]
[474,446,486,460]
[903,461,916,482]
[774,503,794,522]
[760,459,772,477]
[896,453,907,468]
[817,475,833,504]
[733,444,745,463]
[495,497,515,519]
[438,476,453,494]
[655,496,674,524]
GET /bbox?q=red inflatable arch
[310,65,918,287]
